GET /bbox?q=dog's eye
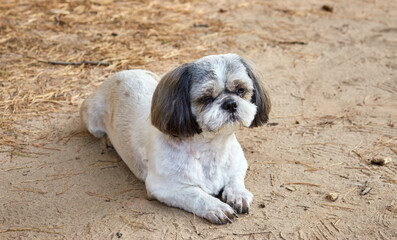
[199,96,213,104]
[236,87,246,96]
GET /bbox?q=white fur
[198,95,257,132]
[81,60,255,224]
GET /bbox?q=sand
[1,0,397,239]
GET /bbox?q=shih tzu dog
[80,53,271,224]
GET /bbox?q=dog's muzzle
[221,99,237,113]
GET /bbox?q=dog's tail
[80,89,107,138]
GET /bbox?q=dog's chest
[185,147,232,194]
[154,134,241,195]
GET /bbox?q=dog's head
[151,53,271,137]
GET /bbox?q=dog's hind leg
[80,89,107,138]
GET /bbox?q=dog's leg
[146,182,238,224]
[221,176,253,214]
[80,93,106,138]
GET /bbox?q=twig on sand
[2,165,32,172]
[278,41,307,45]
[12,186,48,194]
[320,203,354,211]
[10,150,38,159]
[31,144,60,151]
[270,174,275,187]
[283,182,321,187]
[292,160,319,171]
[113,187,141,196]
[299,161,344,172]
[315,162,344,171]
[56,183,75,196]
[40,60,110,66]
[86,223,91,235]
[46,171,86,181]
[271,191,286,199]
[352,150,370,165]
[85,191,115,201]
[0,226,63,235]
[391,148,397,155]
[386,205,397,213]
[120,215,155,232]
[190,214,200,236]
[340,187,357,200]
[232,231,271,236]
[128,209,155,216]
[62,131,91,145]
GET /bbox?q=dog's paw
[221,187,253,214]
[203,200,239,224]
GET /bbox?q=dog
[80,53,271,224]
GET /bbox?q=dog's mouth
[227,113,240,123]
[202,110,244,133]
[204,113,242,133]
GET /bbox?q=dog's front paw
[222,187,253,214]
[202,200,239,224]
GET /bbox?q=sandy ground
[1,0,397,239]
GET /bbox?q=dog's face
[151,54,271,137]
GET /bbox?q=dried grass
[119,215,155,232]
[56,183,75,196]
[85,191,115,201]
[282,182,321,187]
[12,186,48,194]
[1,0,282,149]
[0,227,62,236]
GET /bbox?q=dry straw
[0,0,274,149]
[1,0,306,149]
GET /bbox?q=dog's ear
[241,58,271,127]
[151,63,202,137]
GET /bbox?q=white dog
[80,53,271,224]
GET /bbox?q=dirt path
[1,0,397,239]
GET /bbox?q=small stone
[321,5,333,12]
[193,23,209,28]
[370,156,392,166]
[360,187,372,196]
[116,232,122,238]
[326,192,339,201]
[286,186,296,192]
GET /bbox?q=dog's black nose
[221,99,237,113]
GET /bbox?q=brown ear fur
[151,63,202,137]
[241,59,271,127]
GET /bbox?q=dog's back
[80,70,159,181]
